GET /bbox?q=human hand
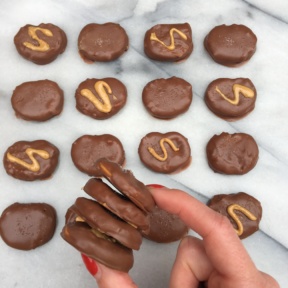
[81,186,279,288]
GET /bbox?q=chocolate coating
[206,132,259,175]
[3,140,59,181]
[78,23,129,62]
[138,132,191,174]
[94,158,155,213]
[11,80,64,121]
[75,78,127,120]
[205,78,257,121]
[0,203,56,250]
[144,23,193,62]
[61,222,133,272]
[142,77,193,119]
[204,24,257,67]
[14,23,67,65]
[73,197,142,250]
[208,192,262,239]
[71,134,125,176]
[143,206,188,243]
[84,178,149,234]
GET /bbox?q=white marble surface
[0,0,288,287]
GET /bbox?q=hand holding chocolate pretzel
[83,186,279,288]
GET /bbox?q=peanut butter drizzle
[23,26,53,51]
[227,204,257,236]
[215,84,255,105]
[148,138,179,161]
[7,148,50,172]
[80,81,114,113]
[150,28,187,50]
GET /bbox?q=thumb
[81,254,138,288]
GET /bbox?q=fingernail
[146,184,165,188]
[81,254,98,276]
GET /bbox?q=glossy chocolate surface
[84,178,149,234]
[11,80,64,121]
[75,78,127,120]
[0,202,56,250]
[3,140,59,181]
[71,134,125,176]
[138,132,191,174]
[61,222,133,272]
[206,132,259,175]
[143,206,188,243]
[144,23,193,62]
[208,192,262,239]
[204,24,257,67]
[14,23,67,65]
[94,159,155,213]
[142,77,193,119]
[73,197,142,250]
[205,78,256,121]
[78,23,129,62]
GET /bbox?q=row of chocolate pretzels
[3,131,259,182]
[10,76,257,122]
[14,22,257,66]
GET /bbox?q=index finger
[149,187,258,278]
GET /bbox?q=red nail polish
[146,184,165,188]
[81,254,98,276]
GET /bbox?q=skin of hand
[81,186,280,288]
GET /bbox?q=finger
[81,254,137,288]
[169,236,213,288]
[149,187,258,278]
[95,262,138,288]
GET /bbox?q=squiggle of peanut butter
[23,26,53,51]
[81,81,114,113]
[227,204,257,236]
[7,148,50,172]
[148,138,179,161]
[150,28,187,50]
[215,84,255,105]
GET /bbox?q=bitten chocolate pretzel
[14,23,67,65]
[208,192,262,239]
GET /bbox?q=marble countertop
[0,0,288,287]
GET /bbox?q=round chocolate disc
[71,134,125,175]
[0,202,57,250]
[206,132,259,175]
[144,23,193,62]
[204,24,257,67]
[3,140,60,181]
[204,78,257,121]
[14,23,67,65]
[75,78,127,120]
[208,192,262,239]
[142,77,193,119]
[138,132,191,174]
[11,80,64,121]
[78,22,129,62]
